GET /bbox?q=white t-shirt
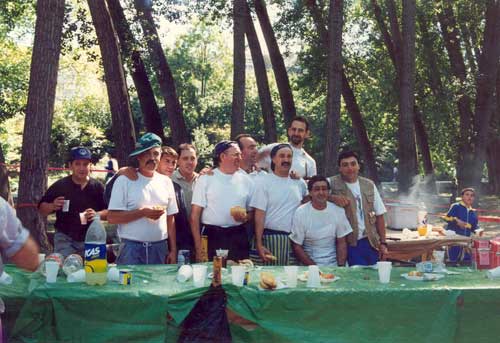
[0,197,29,258]
[345,180,386,239]
[191,168,254,227]
[108,172,178,242]
[250,173,307,233]
[290,202,352,266]
[258,144,317,178]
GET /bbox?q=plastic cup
[62,200,70,212]
[377,261,392,283]
[107,267,120,282]
[307,265,321,288]
[192,265,208,287]
[417,226,427,237]
[177,265,193,282]
[38,253,46,266]
[284,266,298,288]
[231,266,245,286]
[67,269,86,283]
[62,254,83,276]
[46,261,59,283]
[79,212,87,225]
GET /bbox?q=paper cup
[67,269,86,283]
[79,212,87,225]
[231,266,246,286]
[377,261,392,283]
[46,261,60,283]
[487,266,500,279]
[284,266,298,288]
[177,265,193,282]
[192,265,208,287]
[107,267,120,282]
[307,265,321,288]
[62,200,70,212]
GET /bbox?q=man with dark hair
[290,176,351,266]
[250,144,307,265]
[173,143,199,218]
[190,141,254,262]
[258,116,316,179]
[327,150,388,266]
[234,134,263,177]
[39,147,107,257]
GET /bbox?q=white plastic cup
[192,265,208,287]
[79,212,87,225]
[107,267,120,282]
[377,261,392,284]
[307,265,321,288]
[231,266,246,286]
[67,269,86,283]
[62,200,70,212]
[46,261,60,283]
[38,253,46,266]
[284,266,298,288]
[177,265,193,282]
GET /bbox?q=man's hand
[141,207,165,220]
[194,247,202,262]
[328,195,350,207]
[117,166,138,181]
[166,250,177,264]
[199,167,214,176]
[378,243,388,260]
[257,245,273,263]
[84,208,97,222]
[52,196,65,211]
[289,171,300,180]
[456,218,468,229]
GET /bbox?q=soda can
[243,271,250,286]
[119,269,132,285]
[178,250,190,266]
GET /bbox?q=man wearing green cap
[108,133,179,265]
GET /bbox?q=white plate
[207,268,228,279]
[297,272,340,283]
[401,273,444,281]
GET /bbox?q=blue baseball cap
[69,147,92,161]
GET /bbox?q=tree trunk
[306,0,379,183]
[414,107,436,193]
[253,0,296,127]
[385,0,403,74]
[17,0,65,252]
[244,3,277,143]
[133,0,190,146]
[397,0,418,194]
[324,0,343,176]
[0,145,12,205]
[88,0,136,167]
[106,0,164,141]
[231,0,246,139]
[470,0,500,191]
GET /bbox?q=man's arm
[166,214,177,264]
[190,205,203,262]
[10,236,39,271]
[254,208,272,262]
[376,215,388,258]
[39,196,65,217]
[107,208,163,224]
[291,241,315,266]
[336,236,348,266]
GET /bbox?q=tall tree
[0,145,12,205]
[17,0,65,252]
[324,0,343,176]
[231,0,246,139]
[253,0,296,127]
[244,2,277,143]
[397,0,418,193]
[134,0,190,145]
[106,0,164,140]
[87,0,136,167]
[305,0,379,184]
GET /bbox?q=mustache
[281,162,291,166]
[146,160,157,165]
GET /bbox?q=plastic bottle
[84,214,107,285]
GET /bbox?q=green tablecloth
[1,264,500,342]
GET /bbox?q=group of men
[36,116,388,267]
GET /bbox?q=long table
[1,264,500,342]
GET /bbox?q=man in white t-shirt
[250,143,307,265]
[290,176,352,266]
[191,140,254,262]
[327,151,387,266]
[235,133,266,180]
[257,116,316,179]
[108,133,178,265]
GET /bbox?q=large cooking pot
[386,203,426,229]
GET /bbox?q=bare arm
[291,241,315,266]
[336,236,348,266]
[376,215,388,259]
[38,196,65,217]
[190,205,203,261]
[166,214,177,264]
[254,208,271,262]
[107,208,164,224]
[10,236,39,271]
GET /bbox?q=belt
[263,228,290,235]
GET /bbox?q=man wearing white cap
[108,133,178,265]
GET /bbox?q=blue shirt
[443,201,478,236]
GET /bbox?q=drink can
[201,235,208,262]
[243,271,250,286]
[177,250,190,267]
[119,269,132,285]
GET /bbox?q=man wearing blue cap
[39,147,107,257]
[191,140,254,262]
[108,133,179,265]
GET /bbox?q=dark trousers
[203,224,249,261]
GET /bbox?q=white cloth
[250,172,307,233]
[108,172,178,242]
[345,180,386,239]
[191,168,254,227]
[0,197,29,258]
[258,144,317,178]
[290,202,352,266]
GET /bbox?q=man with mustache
[258,116,317,179]
[250,144,308,265]
[191,140,254,262]
[108,133,178,265]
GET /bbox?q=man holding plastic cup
[290,176,352,266]
[38,147,107,257]
[108,133,178,265]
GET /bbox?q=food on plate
[264,254,277,261]
[408,271,423,277]
[230,206,247,217]
[259,272,277,290]
[238,259,254,268]
[152,205,166,211]
[320,272,335,279]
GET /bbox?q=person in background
[172,144,199,219]
[104,151,119,183]
[38,147,107,258]
[443,187,478,263]
[290,176,352,266]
